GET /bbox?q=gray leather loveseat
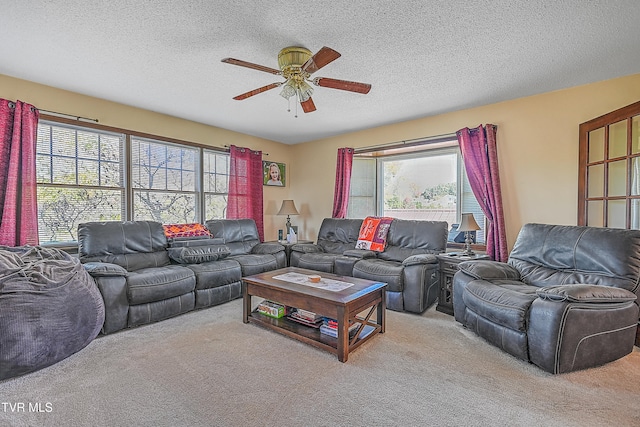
[290,218,448,313]
[453,223,640,373]
[78,219,285,334]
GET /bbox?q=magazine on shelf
[319,319,361,338]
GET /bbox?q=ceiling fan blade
[221,58,281,75]
[233,83,282,100]
[300,97,316,113]
[313,77,371,94]
[302,47,341,74]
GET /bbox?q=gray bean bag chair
[0,246,105,381]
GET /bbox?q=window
[203,149,230,220]
[131,137,199,223]
[36,122,125,244]
[35,119,229,245]
[579,100,640,229]
[347,141,485,244]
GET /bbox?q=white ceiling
[2,1,640,144]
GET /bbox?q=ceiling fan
[221,46,371,116]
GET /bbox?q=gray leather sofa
[78,219,285,334]
[453,223,640,373]
[290,218,448,313]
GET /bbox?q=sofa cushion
[462,281,539,332]
[353,259,404,292]
[356,216,393,252]
[536,284,637,303]
[127,265,195,305]
[186,259,242,290]
[167,245,230,264]
[229,254,278,276]
[297,253,340,273]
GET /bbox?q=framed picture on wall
[263,161,286,187]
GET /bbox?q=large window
[36,122,125,244]
[35,120,229,245]
[347,142,485,244]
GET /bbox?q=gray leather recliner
[453,223,640,373]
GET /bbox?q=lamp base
[462,232,475,256]
[285,216,292,232]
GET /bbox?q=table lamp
[277,200,299,231]
[457,213,480,256]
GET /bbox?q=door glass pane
[587,200,604,227]
[633,116,640,154]
[587,164,604,197]
[607,160,627,197]
[609,120,627,159]
[588,127,605,163]
[632,157,640,196]
[607,200,627,228]
[631,199,640,229]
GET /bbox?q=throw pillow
[355,216,393,252]
[163,223,212,240]
[167,245,231,264]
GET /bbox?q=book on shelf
[319,319,361,338]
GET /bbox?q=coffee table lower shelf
[248,310,380,357]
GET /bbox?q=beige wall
[3,73,640,249]
[291,73,640,249]
[0,74,293,240]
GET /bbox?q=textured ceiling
[2,1,640,144]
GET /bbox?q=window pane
[587,200,604,227]
[347,157,376,218]
[587,164,604,198]
[608,160,627,197]
[588,127,605,163]
[607,200,627,228]
[133,190,196,223]
[631,199,640,229]
[37,186,123,243]
[609,120,627,159]
[632,158,640,196]
[205,194,227,220]
[382,154,457,226]
[633,116,640,155]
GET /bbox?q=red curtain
[457,125,508,262]
[0,99,40,246]
[331,147,354,218]
[226,145,264,241]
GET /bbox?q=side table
[267,240,313,266]
[436,252,490,315]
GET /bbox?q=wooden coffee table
[242,267,386,362]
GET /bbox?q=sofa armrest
[290,243,323,254]
[536,284,637,303]
[83,262,127,277]
[342,249,376,259]
[251,242,285,255]
[457,260,520,281]
[402,254,437,267]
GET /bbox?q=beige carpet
[1,298,639,427]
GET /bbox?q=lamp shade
[277,200,299,216]
[457,213,480,232]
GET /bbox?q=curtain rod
[223,145,269,156]
[38,109,99,123]
[354,132,458,154]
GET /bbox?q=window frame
[36,115,229,247]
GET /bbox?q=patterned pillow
[163,223,212,240]
[355,216,393,252]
